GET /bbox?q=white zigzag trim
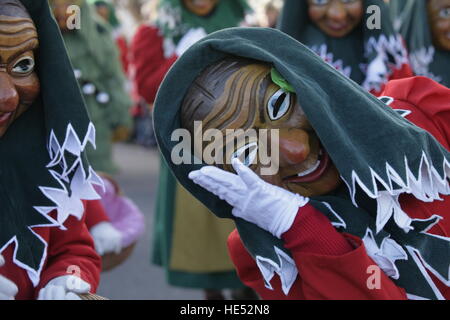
[344,153,450,232]
[3,122,104,286]
[409,46,443,84]
[310,44,352,78]
[405,246,446,300]
[255,246,298,296]
[362,34,409,92]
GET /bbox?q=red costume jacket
[0,200,104,300]
[129,24,178,106]
[227,76,450,300]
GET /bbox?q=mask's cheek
[12,72,40,119]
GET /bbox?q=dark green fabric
[153,27,450,299]
[0,0,98,285]
[156,0,250,45]
[60,0,132,173]
[278,0,407,92]
[390,0,450,87]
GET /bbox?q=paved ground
[96,143,203,300]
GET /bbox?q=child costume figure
[278,0,413,95]
[154,27,450,300]
[132,0,252,296]
[50,0,132,174]
[89,0,129,74]
[390,0,450,88]
[0,0,103,299]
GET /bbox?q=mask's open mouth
[283,147,331,183]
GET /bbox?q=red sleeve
[84,199,110,230]
[116,36,129,74]
[130,24,178,105]
[36,205,101,296]
[228,204,408,300]
[381,76,450,150]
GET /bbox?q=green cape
[278,0,409,92]
[390,0,450,88]
[0,0,103,286]
[154,27,450,300]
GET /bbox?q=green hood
[154,27,450,300]
[390,0,450,88]
[0,0,102,286]
[278,0,409,92]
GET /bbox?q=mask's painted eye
[439,7,450,19]
[12,57,35,75]
[310,0,329,5]
[231,142,258,167]
[267,89,291,121]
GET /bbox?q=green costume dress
[59,0,132,174]
[390,0,450,88]
[153,27,450,300]
[152,0,250,289]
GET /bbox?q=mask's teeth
[297,160,321,177]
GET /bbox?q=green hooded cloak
[390,0,450,88]
[278,0,410,93]
[58,0,132,174]
[0,0,103,286]
[154,27,450,300]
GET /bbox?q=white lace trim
[255,246,298,296]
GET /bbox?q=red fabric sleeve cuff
[282,203,354,256]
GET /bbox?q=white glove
[189,159,309,238]
[38,275,91,300]
[175,27,207,57]
[0,255,18,300]
[90,221,123,255]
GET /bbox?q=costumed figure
[89,0,130,74]
[153,27,450,300]
[130,0,256,299]
[0,0,104,300]
[390,0,450,88]
[50,0,132,175]
[278,0,413,95]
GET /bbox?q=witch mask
[307,0,364,38]
[428,0,450,51]
[0,0,39,138]
[180,57,342,198]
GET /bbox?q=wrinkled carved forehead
[181,57,272,134]
[0,0,31,18]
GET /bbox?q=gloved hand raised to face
[38,275,91,300]
[189,159,309,238]
[0,255,18,300]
